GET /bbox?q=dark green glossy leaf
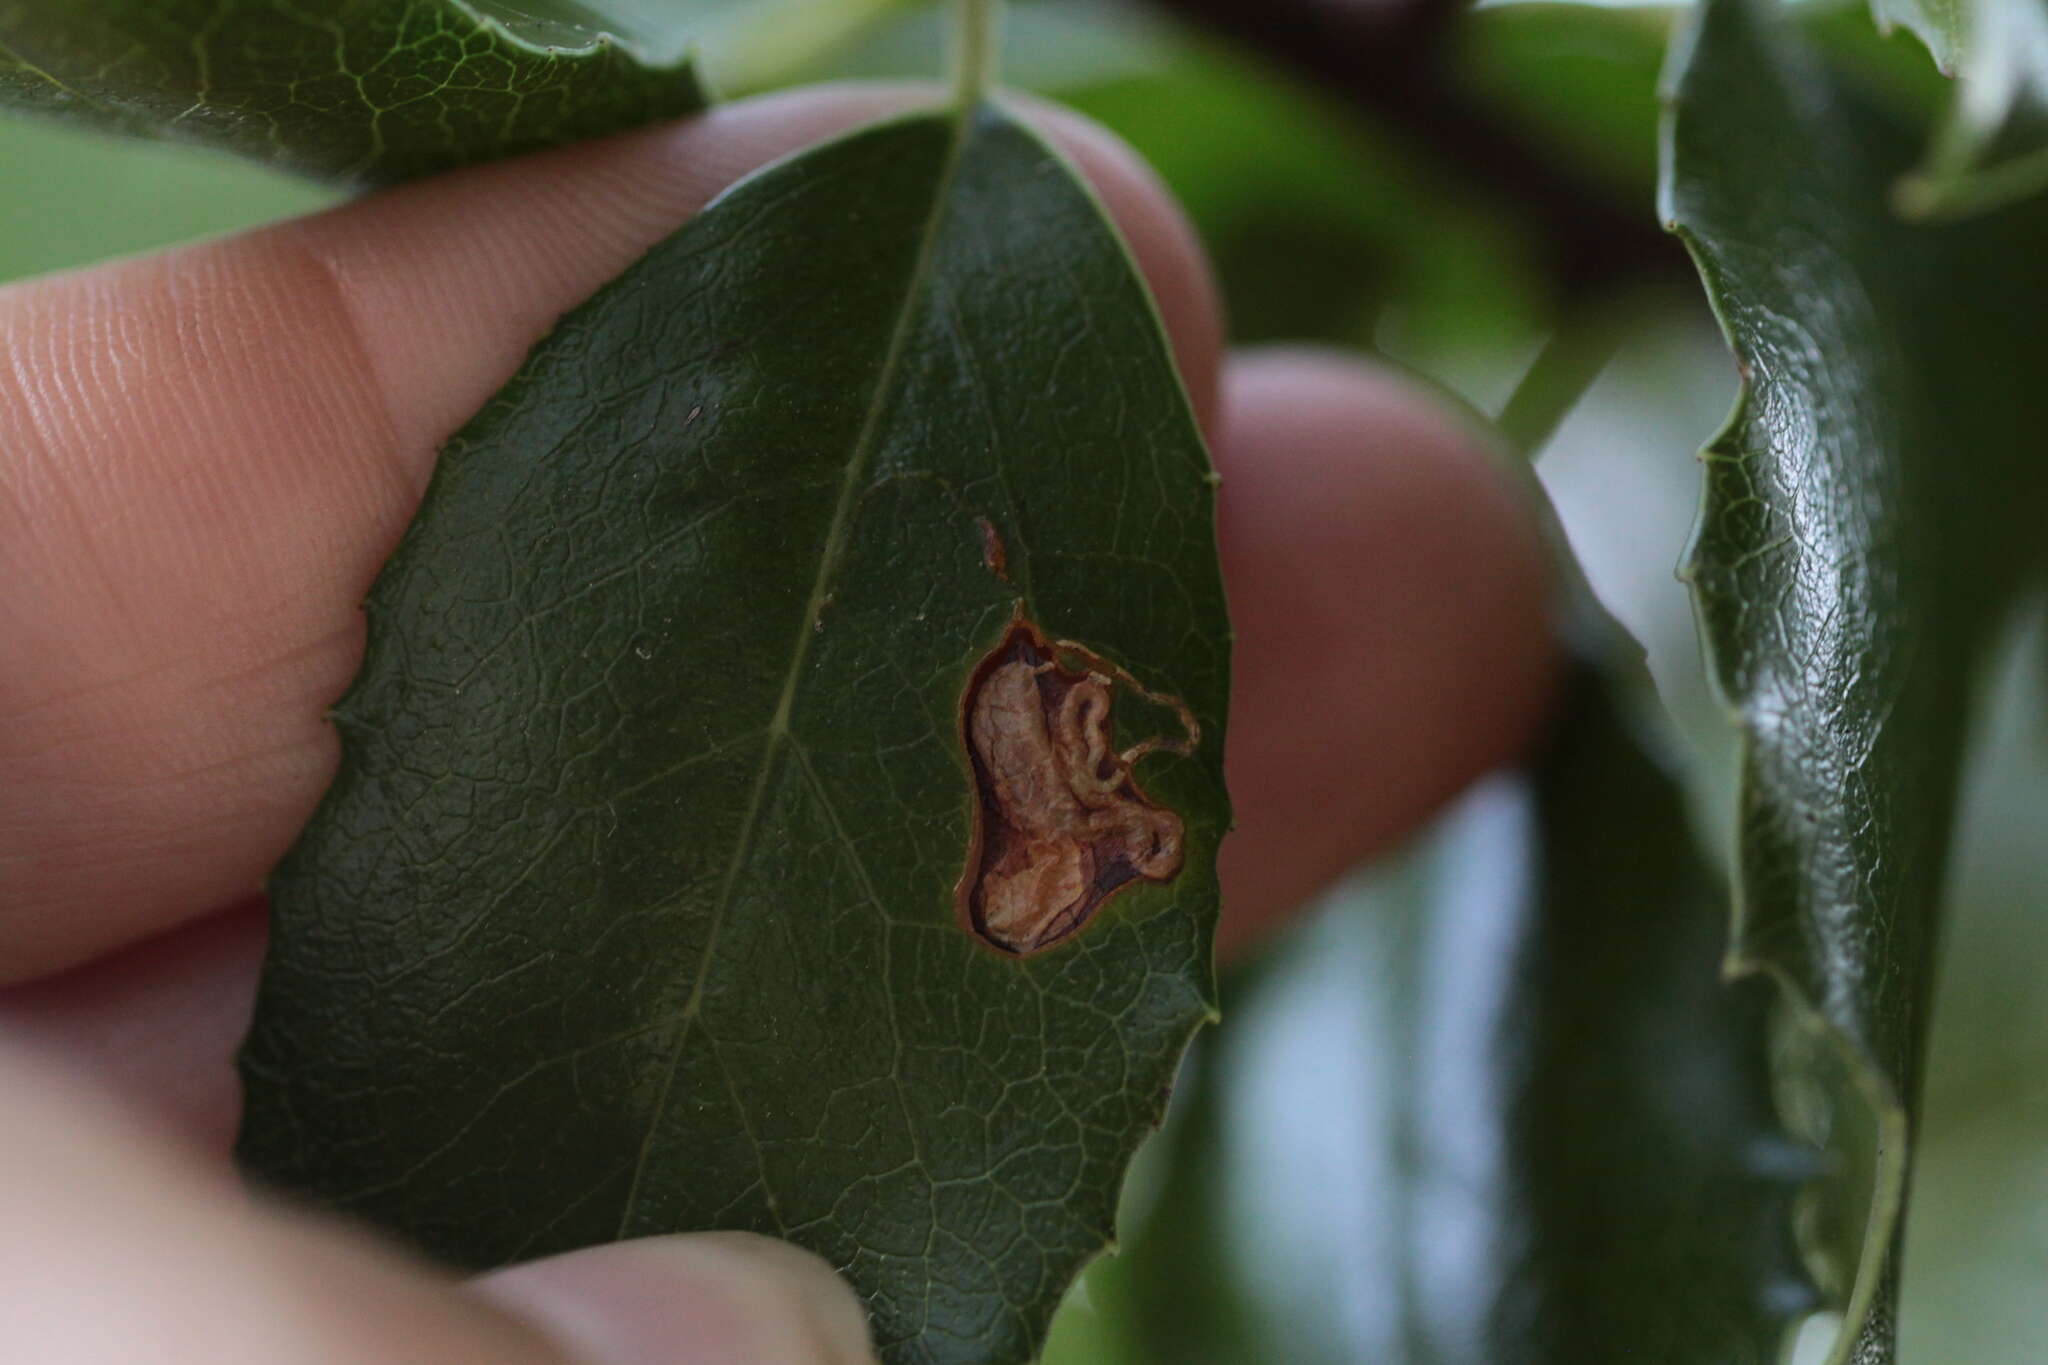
[0,0,707,184]
[1665,0,2048,1356]
[236,101,1230,1365]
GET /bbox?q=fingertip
[0,1036,872,1365]
[480,1232,876,1365]
[1214,347,1562,952]
[0,904,265,1149]
[0,1039,561,1365]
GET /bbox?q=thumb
[480,1235,878,1365]
[0,1038,874,1364]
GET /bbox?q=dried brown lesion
[955,613,1198,957]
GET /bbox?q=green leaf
[1456,3,1672,199]
[1084,662,1810,1365]
[1041,319,1811,1358]
[1870,0,2048,217]
[1664,0,2048,1356]
[1062,30,1542,368]
[236,100,1230,1365]
[1446,664,1811,1364]
[0,114,337,285]
[1874,0,1969,70]
[0,0,708,184]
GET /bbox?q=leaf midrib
[612,106,974,1236]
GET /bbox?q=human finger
[1211,347,1560,954]
[0,1040,875,1364]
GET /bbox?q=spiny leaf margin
[1662,0,2048,1356]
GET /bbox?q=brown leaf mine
[956,617,1196,956]
[976,515,1011,583]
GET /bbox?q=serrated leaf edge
[1655,9,1910,1361]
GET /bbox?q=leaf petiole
[951,0,1002,108]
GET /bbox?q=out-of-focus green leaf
[1086,659,1811,1365]
[812,0,1543,364]
[1456,3,1673,197]
[0,115,336,284]
[0,0,708,184]
[237,101,1230,1365]
[1071,49,1546,390]
[1863,0,2048,217]
[1109,881,1415,1365]
[1796,4,1953,132]
[1664,0,2048,1356]
[1064,35,1539,359]
[1873,0,1969,69]
[1044,306,1811,1357]
[1909,5,2048,218]
[1427,665,1811,1364]
[694,0,926,94]
[1899,604,2048,1358]
[789,3,1162,102]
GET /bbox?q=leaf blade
[1093,666,1812,1365]
[1664,0,2048,1355]
[237,101,1229,1365]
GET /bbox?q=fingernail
[477,1231,876,1365]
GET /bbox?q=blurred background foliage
[5,0,2041,1358]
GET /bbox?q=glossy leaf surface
[237,102,1230,1365]
[0,0,707,183]
[1666,0,2048,1356]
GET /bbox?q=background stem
[1496,311,1629,460]
[1145,0,1687,303]
[952,0,1001,106]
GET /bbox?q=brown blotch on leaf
[976,516,1011,583]
[955,614,1197,957]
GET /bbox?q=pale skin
[0,86,1558,1364]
